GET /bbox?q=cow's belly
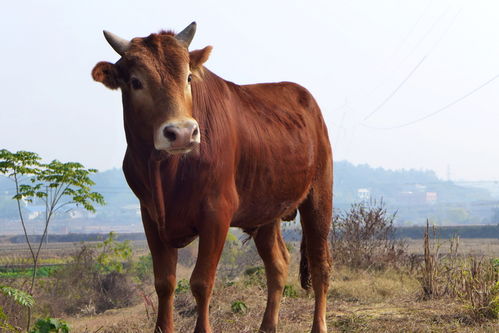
[230,199,303,228]
[231,162,313,228]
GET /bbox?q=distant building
[415,184,427,192]
[357,188,370,201]
[426,192,438,204]
[399,189,438,205]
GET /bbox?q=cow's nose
[163,121,200,150]
[163,126,179,142]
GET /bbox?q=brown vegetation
[331,200,406,269]
[40,245,137,316]
[419,220,499,320]
[1,223,498,332]
[67,260,499,333]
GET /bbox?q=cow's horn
[103,30,130,56]
[175,22,197,47]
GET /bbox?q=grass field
[67,282,499,332]
[2,237,498,263]
[405,238,499,257]
[67,258,499,333]
[1,237,498,332]
[0,240,150,259]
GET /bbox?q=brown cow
[92,22,332,333]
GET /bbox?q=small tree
[96,232,133,274]
[332,199,405,269]
[0,149,104,330]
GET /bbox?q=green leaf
[0,285,35,308]
[30,317,70,333]
[231,300,248,314]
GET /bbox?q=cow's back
[231,81,331,227]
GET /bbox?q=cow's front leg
[190,219,229,333]
[152,245,178,333]
[142,208,178,333]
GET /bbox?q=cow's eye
[131,77,143,90]
[187,74,192,83]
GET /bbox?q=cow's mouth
[164,142,199,155]
[168,148,193,155]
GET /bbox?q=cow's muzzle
[154,119,200,154]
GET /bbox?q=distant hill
[90,168,137,208]
[333,161,495,225]
[0,161,496,232]
[334,161,491,205]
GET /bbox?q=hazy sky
[1,0,498,181]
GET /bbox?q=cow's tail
[299,235,311,290]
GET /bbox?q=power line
[363,6,462,122]
[395,3,453,73]
[366,2,454,98]
[361,73,499,130]
[387,0,434,60]
[363,55,427,121]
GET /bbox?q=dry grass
[416,223,499,320]
[330,266,419,304]
[405,238,499,257]
[65,265,499,333]
[2,238,498,332]
[0,240,150,264]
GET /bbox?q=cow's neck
[123,68,236,220]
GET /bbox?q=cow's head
[92,22,212,155]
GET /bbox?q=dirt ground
[66,266,499,333]
[2,238,498,332]
[67,291,499,333]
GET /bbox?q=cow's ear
[189,46,213,71]
[92,61,120,89]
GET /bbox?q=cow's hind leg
[299,185,332,333]
[253,221,290,333]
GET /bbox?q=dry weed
[418,220,499,320]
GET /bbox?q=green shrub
[134,254,153,283]
[231,300,248,314]
[244,266,264,276]
[30,318,70,333]
[243,266,266,288]
[42,243,137,316]
[218,232,262,280]
[175,279,190,294]
[96,232,133,274]
[283,284,298,298]
[492,258,499,270]
[0,266,60,279]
